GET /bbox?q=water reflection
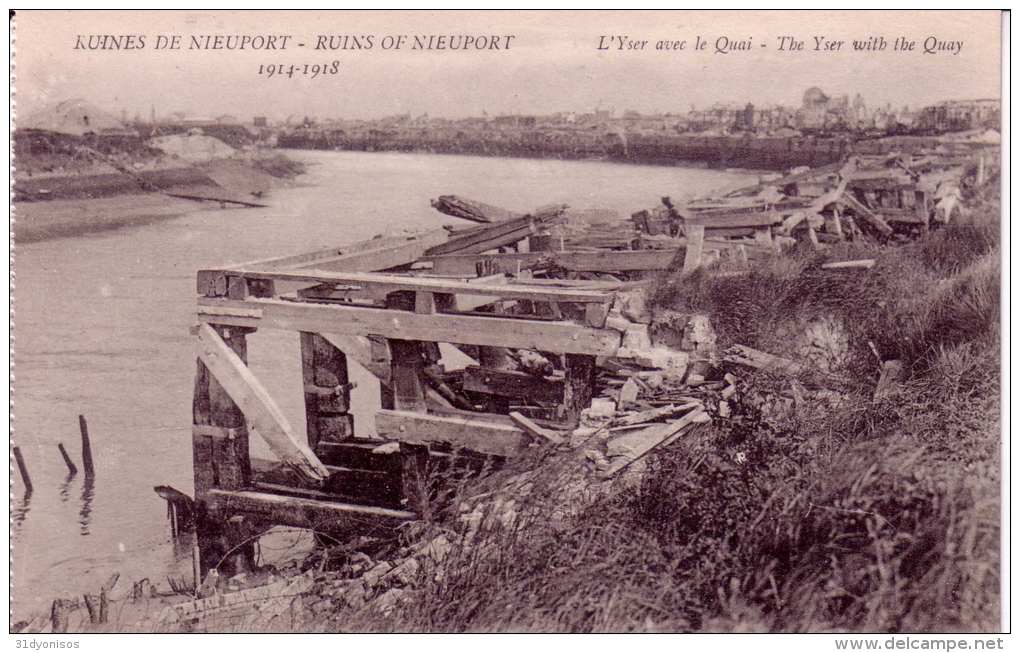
[59,474,75,503]
[79,476,95,535]
[11,491,32,529]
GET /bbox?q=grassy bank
[329,185,1000,633]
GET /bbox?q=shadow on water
[12,491,32,529]
[79,475,95,536]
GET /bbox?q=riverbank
[13,154,305,243]
[16,164,1000,634]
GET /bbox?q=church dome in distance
[803,87,829,107]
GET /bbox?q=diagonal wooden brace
[196,323,330,484]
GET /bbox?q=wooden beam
[375,409,529,457]
[205,489,416,532]
[299,333,354,452]
[199,268,614,305]
[682,224,705,275]
[838,192,894,237]
[563,354,597,424]
[821,259,876,270]
[233,229,449,272]
[389,339,428,413]
[425,213,564,257]
[196,324,329,483]
[509,412,565,445]
[685,212,781,229]
[197,298,623,356]
[422,249,682,275]
[602,408,711,477]
[250,457,399,508]
[319,333,391,384]
[462,366,563,403]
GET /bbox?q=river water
[11,150,752,620]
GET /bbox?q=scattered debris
[821,259,876,270]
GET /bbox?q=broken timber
[189,210,638,570]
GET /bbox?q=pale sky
[13,10,1003,122]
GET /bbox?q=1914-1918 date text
[258,61,341,78]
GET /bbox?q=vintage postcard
[8,9,1005,640]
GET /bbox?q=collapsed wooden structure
[189,145,994,574]
[190,209,663,573]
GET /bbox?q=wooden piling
[389,339,428,413]
[12,446,32,493]
[50,599,74,633]
[300,332,354,454]
[562,354,597,425]
[191,324,257,575]
[83,589,108,624]
[192,542,202,594]
[79,415,95,477]
[57,442,78,476]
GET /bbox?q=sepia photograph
[7,8,1007,639]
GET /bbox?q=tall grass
[333,192,1001,633]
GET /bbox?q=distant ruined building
[914,99,1001,133]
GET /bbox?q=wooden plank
[400,444,431,517]
[199,268,613,305]
[461,366,563,403]
[197,298,623,356]
[203,326,252,493]
[234,229,450,272]
[375,409,528,457]
[319,333,391,384]
[422,249,682,275]
[250,457,399,508]
[838,192,894,237]
[192,359,216,497]
[314,440,403,471]
[705,226,759,238]
[196,324,329,483]
[508,412,565,445]
[685,212,781,229]
[563,354,597,424]
[682,224,705,275]
[722,344,804,375]
[389,339,428,413]
[205,489,416,532]
[425,214,564,257]
[300,333,354,451]
[602,408,711,477]
[430,195,519,223]
[821,259,876,270]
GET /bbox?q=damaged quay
[12,92,1000,633]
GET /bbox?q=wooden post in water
[57,443,78,476]
[12,446,32,494]
[300,332,354,456]
[50,599,74,633]
[78,415,95,478]
[192,323,257,576]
